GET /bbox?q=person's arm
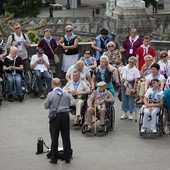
[89,60,97,70]
[160,79,165,90]
[107,63,115,73]
[44,93,51,109]
[23,34,31,48]
[149,99,163,108]
[136,54,139,70]
[64,37,78,49]
[91,40,102,52]
[104,91,115,103]
[91,74,96,90]
[11,64,23,71]
[57,37,64,47]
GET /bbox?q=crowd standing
[1,23,170,164]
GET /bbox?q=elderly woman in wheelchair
[139,78,163,134]
[83,81,115,133]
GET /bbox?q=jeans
[7,73,22,96]
[34,70,52,94]
[121,85,135,113]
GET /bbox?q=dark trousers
[49,112,71,160]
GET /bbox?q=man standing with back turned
[44,78,72,164]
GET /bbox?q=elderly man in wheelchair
[63,70,91,125]
[30,48,52,99]
[83,81,115,133]
[140,78,163,134]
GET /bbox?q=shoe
[8,95,14,102]
[39,94,45,99]
[65,158,71,163]
[137,99,143,104]
[120,114,128,120]
[73,116,79,125]
[99,124,105,131]
[151,129,157,133]
[18,95,24,102]
[49,158,57,164]
[46,151,51,159]
[86,125,92,132]
[0,99,2,105]
[140,128,146,133]
[128,114,134,120]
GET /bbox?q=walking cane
[94,101,97,136]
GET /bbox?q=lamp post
[66,0,70,9]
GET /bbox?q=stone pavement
[1,94,170,170]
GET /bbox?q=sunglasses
[15,27,21,30]
[160,55,167,58]
[108,45,114,47]
[84,52,90,54]
[66,30,72,33]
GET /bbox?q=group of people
[1,22,170,164]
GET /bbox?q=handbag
[125,86,132,96]
[46,41,60,64]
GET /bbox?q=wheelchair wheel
[109,105,115,131]
[24,70,32,94]
[138,110,143,136]
[157,109,163,137]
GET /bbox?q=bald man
[44,78,72,164]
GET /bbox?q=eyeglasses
[160,55,167,58]
[15,27,21,30]
[66,30,72,33]
[108,45,114,47]
[84,52,90,54]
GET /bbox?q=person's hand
[98,48,102,52]
[23,39,27,46]
[97,100,104,105]
[12,41,18,47]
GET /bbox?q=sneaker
[140,128,146,133]
[151,129,157,133]
[164,126,170,135]
[99,124,105,131]
[17,95,24,102]
[86,125,92,132]
[73,116,79,125]
[39,94,45,99]
[8,95,14,102]
[120,114,128,120]
[128,114,134,120]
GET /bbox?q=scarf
[97,88,107,97]
[129,35,139,48]
[141,44,150,56]
[64,33,76,46]
[53,87,63,95]
[98,65,106,81]
[44,36,52,44]
[72,80,80,90]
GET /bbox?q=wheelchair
[2,72,26,101]
[81,102,115,135]
[69,94,89,126]
[161,106,170,134]
[138,105,164,137]
[24,69,53,96]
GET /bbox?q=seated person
[63,71,90,125]
[84,81,115,132]
[103,41,122,86]
[91,55,115,96]
[136,55,154,104]
[145,63,165,91]
[140,79,163,133]
[66,60,91,86]
[3,46,24,102]
[30,48,52,99]
[79,49,97,77]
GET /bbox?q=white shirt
[158,59,170,77]
[30,54,49,72]
[66,65,90,81]
[145,87,163,103]
[121,65,140,85]
[145,73,165,82]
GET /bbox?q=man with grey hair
[44,78,72,164]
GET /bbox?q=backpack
[11,33,27,43]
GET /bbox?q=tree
[4,0,42,18]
